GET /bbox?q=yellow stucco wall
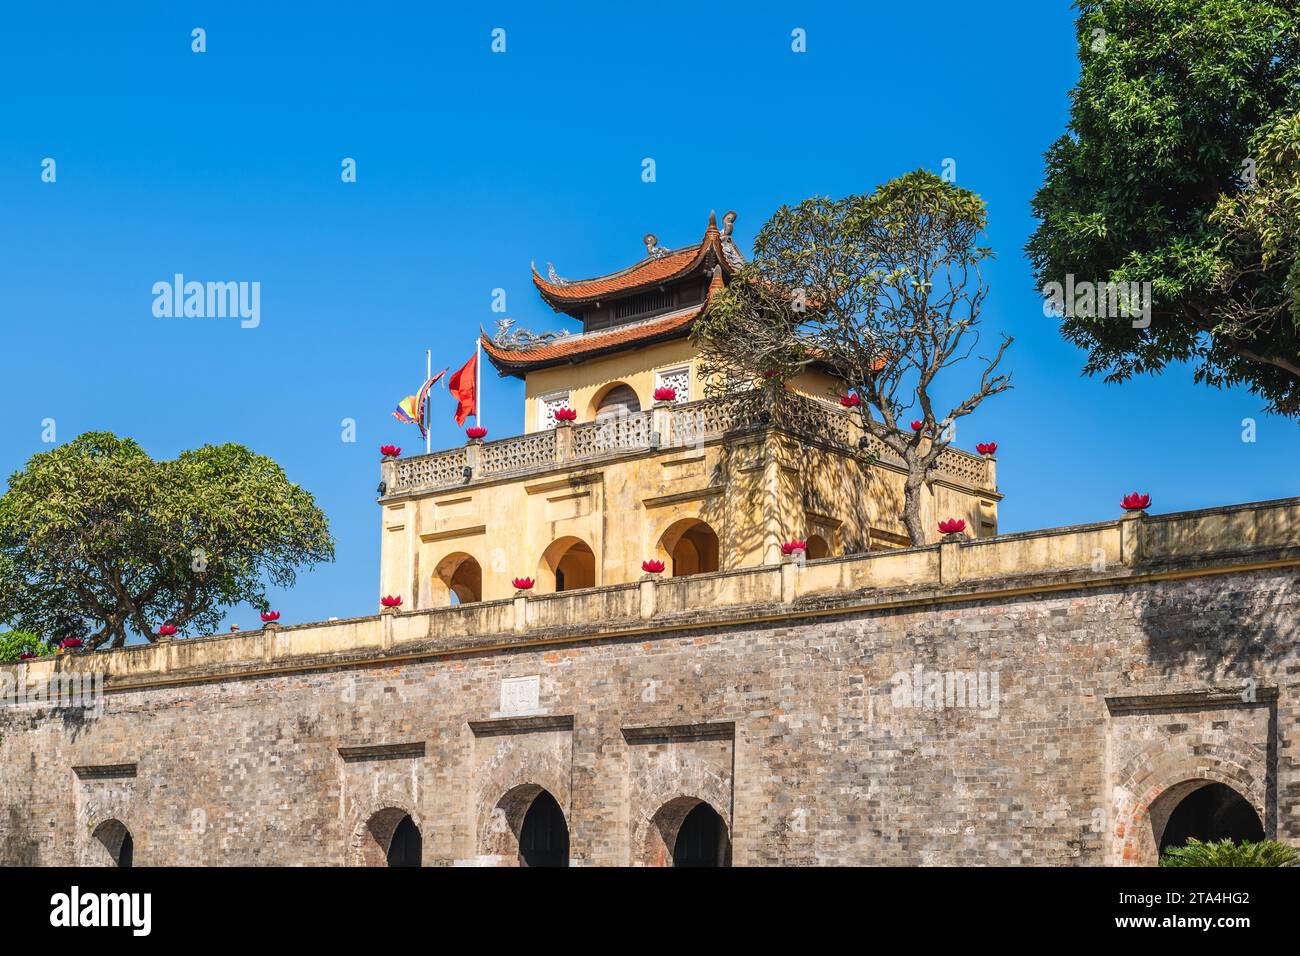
[521,338,848,432]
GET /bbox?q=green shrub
[1161,838,1298,867]
[0,630,56,662]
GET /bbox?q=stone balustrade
[385,392,996,497]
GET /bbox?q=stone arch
[589,381,642,421]
[538,535,596,592]
[657,517,720,577]
[641,796,732,867]
[89,819,133,868]
[1109,735,1267,866]
[479,784,570,866]
[1154,781,1264,854]
[348,803,421,867]
[805,533,832,560]
[431,551,482,606]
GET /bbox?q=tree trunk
[901,472,927,546]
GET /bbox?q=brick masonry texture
[2,564,1296,866]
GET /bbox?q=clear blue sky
[1,1,1295,632]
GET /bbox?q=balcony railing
[384,393,995,496]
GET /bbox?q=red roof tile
[532,212,736,309]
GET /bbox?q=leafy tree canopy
[0,432,335,649]
[1028,0,1300,416]
[694,170,1012,546]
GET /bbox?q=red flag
[449,351,478,426]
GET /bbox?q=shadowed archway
[644,796,732,867]
[431,552,482,606]
[658,519,720,577]
[91,819,133,868]
[353,807,422,867]
[539,536,596,592]
[1156,781,1264,853]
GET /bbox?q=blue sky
[1,1,1295,632]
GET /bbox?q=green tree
[0,630,55,662]
[1161,837,1297,867]
[1028,1,1300,416]
[0,432,335,649]
[694,171,1013,546]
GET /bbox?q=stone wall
[2,499,1297,866]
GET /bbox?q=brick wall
[2,563,1295,866]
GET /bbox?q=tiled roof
[532,212,739,309]
[483,305,705,378]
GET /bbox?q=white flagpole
[425,348,432,455]
[475,335,482,427]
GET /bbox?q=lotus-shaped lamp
[653,386,677,402]
[975,442,998,456]
[780,539,808,556]
[641,559,665,574]
[910,420,924,432]
[60,637,84,650]
[380,444,401,458]
[512,577,535,591]
[157,624,178,637]
[938,518,967,535]
[260,611,280,623]
[839,393,861,408]
[553,407,577,422]
[1121,492,1151,512]
[380,594,403,608]
[466,425,488,440]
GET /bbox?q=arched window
[592,383,641,421]
[519,790,569,867]
[432,552,482,606]
[659,519,720,577]
[806,534,831,560]
[387,814,422,867]
[1158,782,1264,853]
[92,820,133,868]
[539,537,596,592]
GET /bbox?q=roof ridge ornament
[545,262,571,286]
[643,233,669,258]
[492,318,571,350]
[722,210,737,237]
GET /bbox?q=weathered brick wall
[2,567,1296,866]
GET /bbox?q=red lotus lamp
[1121,492,1151,512]
[466,425,488,440]
[512,577,535,591]
[938,518,967,535]
[641,559,665,574]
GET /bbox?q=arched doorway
[387,814,422,867]
[432,552,482,606]
[92,820,133,868]
[519,789,570,867]
[806,534,831,560]
[591,382,641,421]
[659,519,720,577]
[644,796,732,867]
[1158,782,1264,853]
[354,807,422,867]
[673,802,730,867]
[539,536,596,592]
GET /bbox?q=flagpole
[475,335,482,427]
[425,348,432,455]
